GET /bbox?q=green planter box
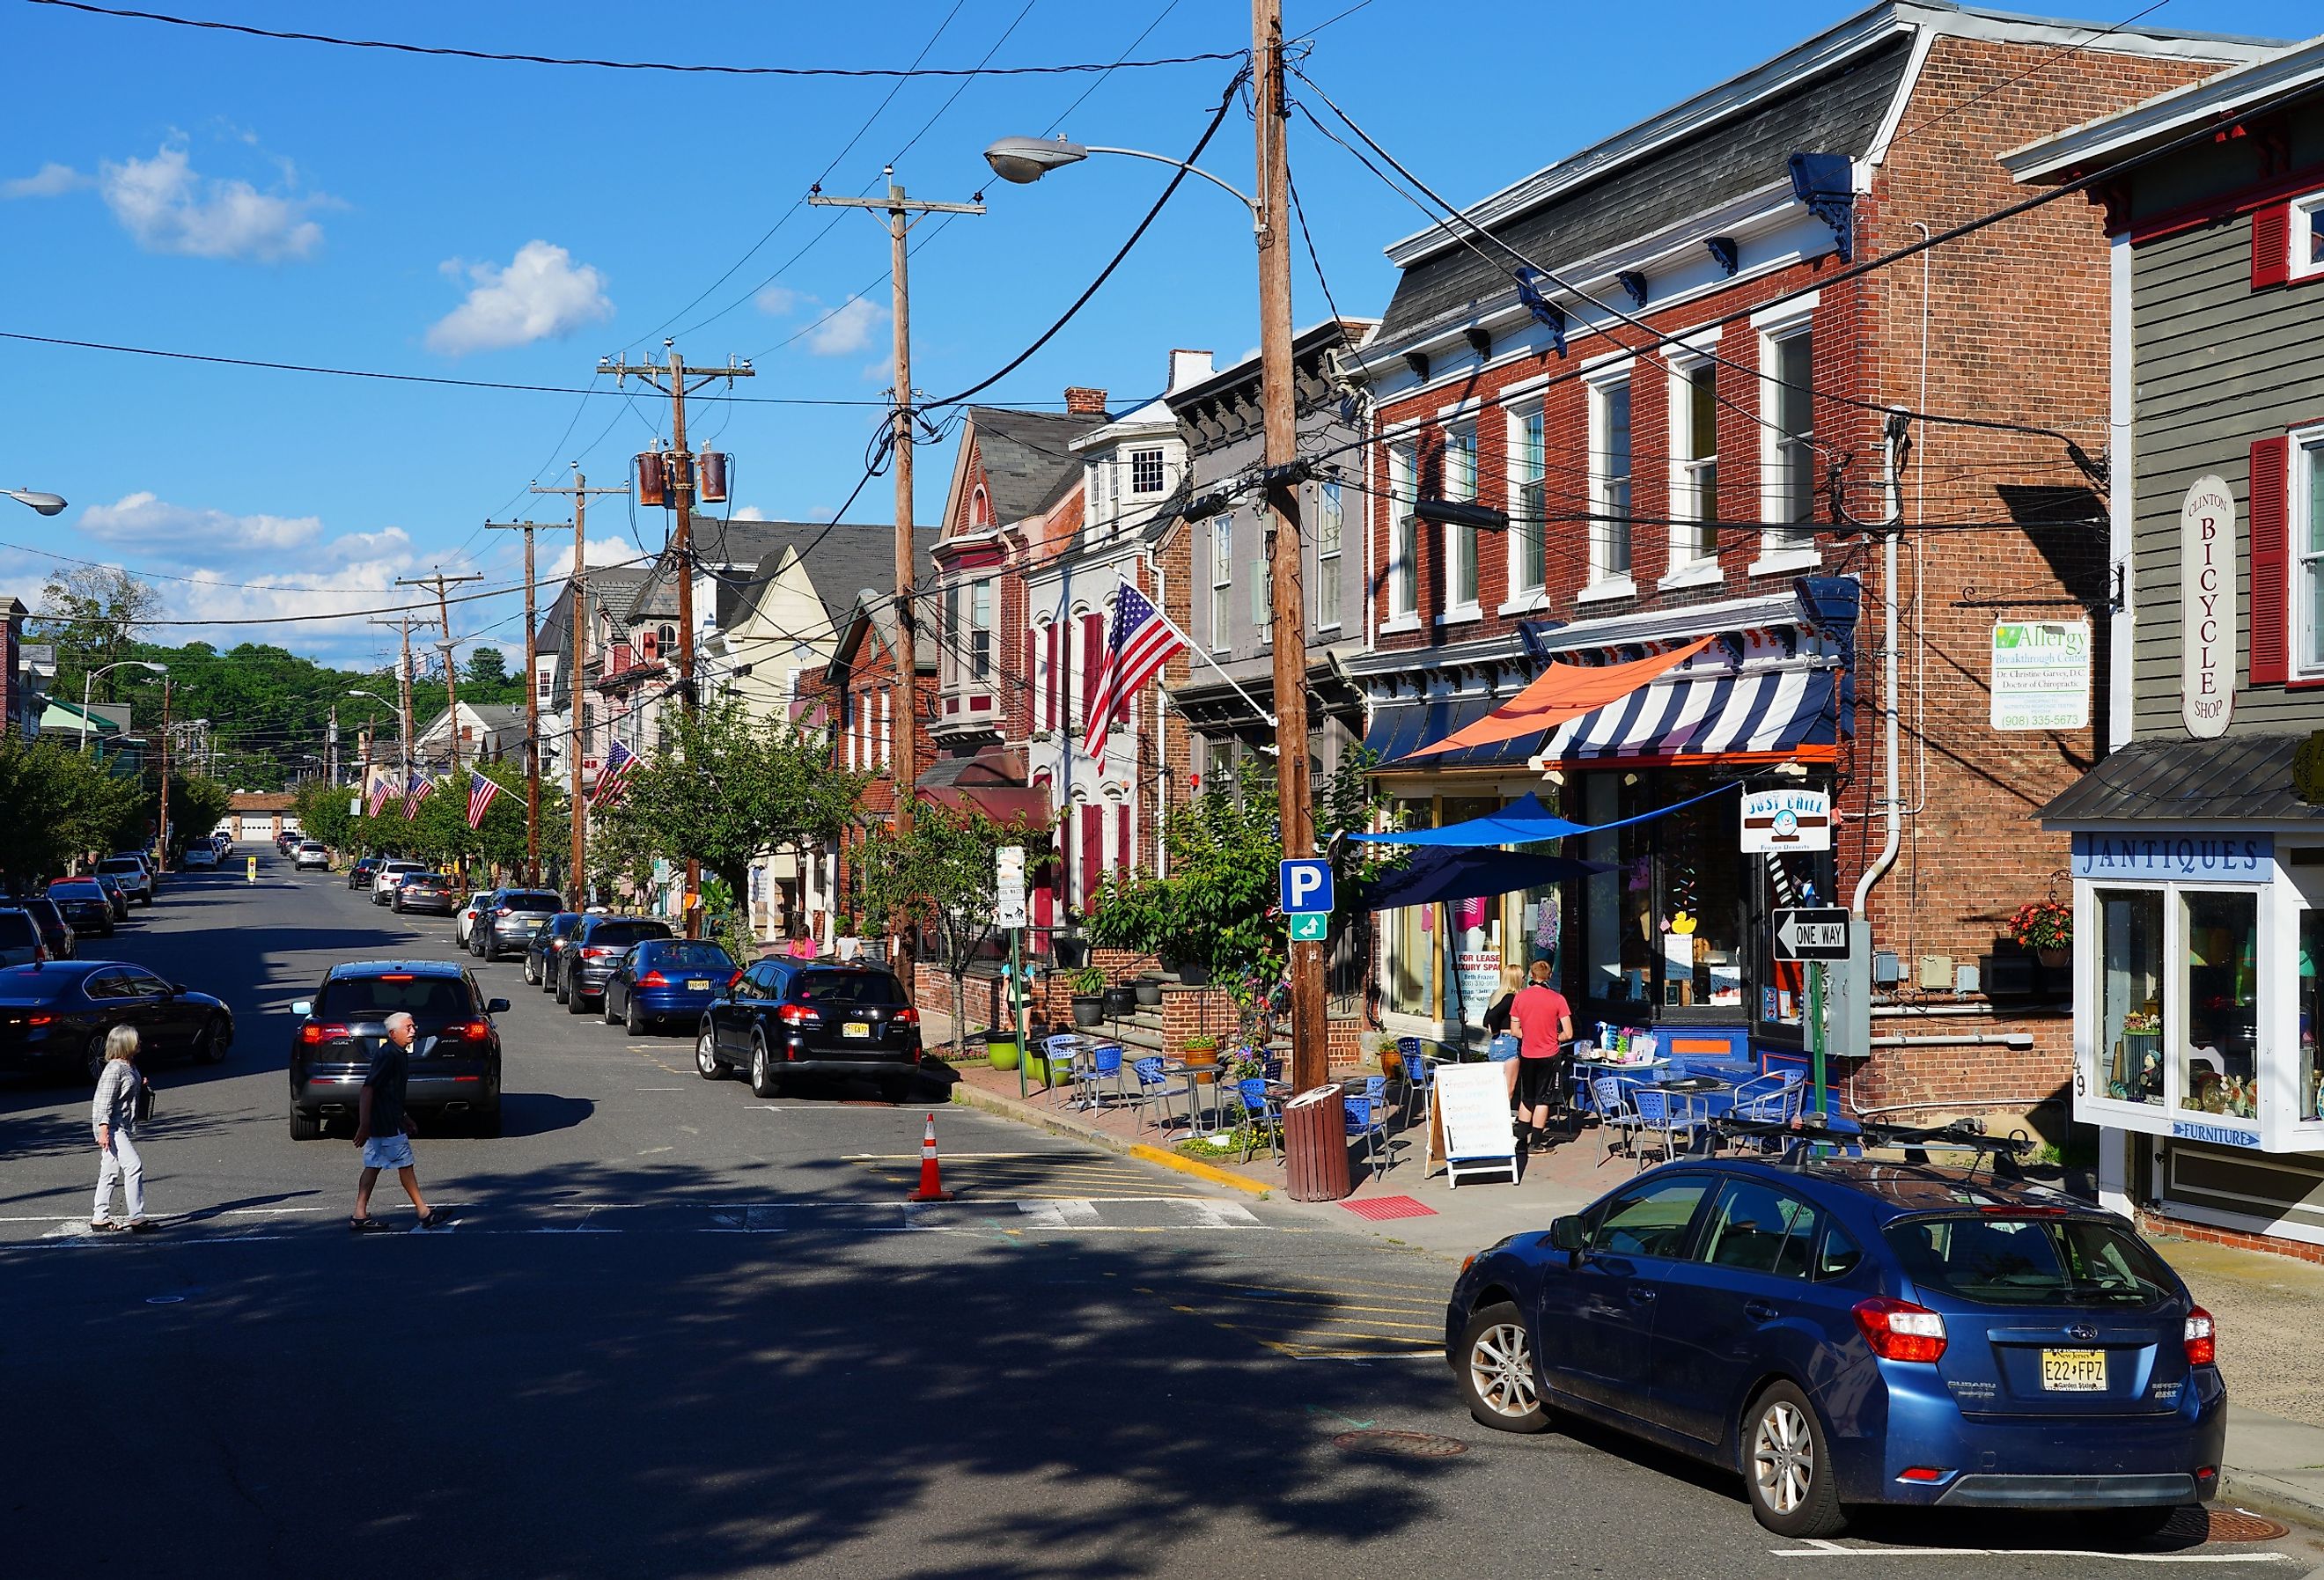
[985,1038,1020,1071]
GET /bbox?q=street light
[80,659,166,753]
[982,136,1262,229]
[5,488,66,517]
[347,688,407,779]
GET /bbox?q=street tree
[0,740,145,891]
[35,565,162,705]
[858,803,1048,1052]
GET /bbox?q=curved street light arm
[1079,146,1261,224]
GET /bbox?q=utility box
[1822,921,1873,1059]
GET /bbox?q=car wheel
[194,1017,228,1065]
[522,955,538,984]
[554,968,570,1004]
[474,1105,504,1139]
[289,1104,325,1142]
[85,1031,109,1084]
[695,1028,722,1080]
[1743,1381,1846,1539]
[749,1036,778,1099]
[625,997,645,1037]
[602,990,620,1025]
[1457,1301,1550,1433]
[565,976,588,1014]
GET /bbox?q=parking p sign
[1279,858,1333,916]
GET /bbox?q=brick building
[1348,2,2269,1129]
[810,590,939,935]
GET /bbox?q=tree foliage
[327,761,568,883]
[0,740,146,891]
[858,804,1048,1047]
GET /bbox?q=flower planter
[1070,994,1106,1028]
[1169,959,1211,987]
[1133,976,1164,1008]
[984,1036,1020,1071]
[1102,984,1139,1018]
[2036,947,2069,969]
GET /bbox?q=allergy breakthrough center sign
[1990,621,2090,731]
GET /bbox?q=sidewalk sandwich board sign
[1427,1062,1520,1187]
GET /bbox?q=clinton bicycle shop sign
[2181,474,2236,740]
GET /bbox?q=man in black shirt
[351,1011,445,1231]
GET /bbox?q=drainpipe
[1850,409,1909,921]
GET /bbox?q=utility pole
[532,467,623,902]
[369,615,420,784]
[397,570,483,781]
[1250,0,1324,1091]
[812,170,983,988]
[327,703,337,788]
[489,515,566,886]
[157,675,171,863]
[604,342,754,937]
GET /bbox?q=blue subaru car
[1445,1129,2222,1540]
[599,938,738,1035]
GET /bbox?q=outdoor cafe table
[1572,1056,1671,1115]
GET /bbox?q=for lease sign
[2180,474,2235,739]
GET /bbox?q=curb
[2219,1471,2324,1537]
[949,1084,1272,1199]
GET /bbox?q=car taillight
[894,1007,918,1025]
[299,1023,352,1046]
[728,969,745,989]
[1854,1297,1947,1363]
[454,1019,492,1042]
[495,907,511,915]
[584,945,619,959]
[27,1014,52,1026]
[2185,1306,2216,1367]
[637,970,668,987]
[776,1004,820,1026]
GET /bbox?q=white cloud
[426,240,613,356]
[805,295,886,356]
[98,143,327,261]
[730,506,771,521]
[80,491,322,552]
[584,533,654,569]
[3,162,88,199]
[754,283,800,316]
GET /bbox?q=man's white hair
[384,1010,416,1032]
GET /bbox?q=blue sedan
[600,939,738,1035]
[1445,1138,2222,1540]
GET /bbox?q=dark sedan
[525,912,584,989]
[0,960,232,1080]
[19,897,72,959]
[559,915,674,1013]
[695,959,921,1100]
[92,872,130,921]
[45,879,114,939]
[602,939,736,1034]
[347,856,380,891]
[287,961,509,1138]
[392,871,458,915]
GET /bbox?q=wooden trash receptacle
[1283,1084,1353,1202]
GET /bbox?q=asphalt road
[3,852,2318,1578]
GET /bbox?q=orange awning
[1399,636,1717,760]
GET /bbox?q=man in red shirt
[1510,960,1575,1149]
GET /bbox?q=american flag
[366,772,395,818]
[591,739,638,810]
[401,769,435,820]
[467,769,504,829]
[1085,584,1186,775]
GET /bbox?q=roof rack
[1715,1113,2034,1177]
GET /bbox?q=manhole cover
[2163,1507,2289,1544]
[1333,1429,1467,1459]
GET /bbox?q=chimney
[1063,386,1109,415]
[1168,349,1214,392]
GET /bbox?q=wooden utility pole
[326,703,338,789]
[369,615,421,784]
[489,515,565,886]
[1252,0,1325,1091]
[157,675,172,863]
[603,343,754,937]
[812,171,983,988]
[532,468,623,902]
[397,570,483,781]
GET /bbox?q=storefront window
[1387,797,1433,1017]
[1659,783,1743,1009]
[1575,771,1769,1024]
[1580,775,1651,1011]
[2098,890,2163,1107]
[2305,910,2324,1122]
[2181,891,2258,1121]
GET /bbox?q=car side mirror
[1548,1216,1586,1253]
[487,997,511,1014]
[169,982,187,997]
[290,1000,313,1017]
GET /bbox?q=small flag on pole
[591,739,638,810]
[1085,583,1187,775]
[402,768,435,820]
[366,772,394,818]
[467,768,504,829]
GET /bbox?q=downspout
[1850,409,1908,921]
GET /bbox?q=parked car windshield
[792,968,905,1007]
[0,912,40,948]
[1884,1215,2173,1307]
[318,974,475,1021]
[48,880,102,899]
[586,921,671,947]
[501,892,563,912]
[640,942,734,970]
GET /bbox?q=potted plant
[983,1025,1020,1070]
[1102,981,1140,1018]
[1070,966,1106,1028]
[1180,1033,1219,1091]
[1133,974,1164,1008]
[2004,898,2072,968]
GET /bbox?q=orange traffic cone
[909,1112,952,1202]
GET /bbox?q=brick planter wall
[2141,1209,2324,1268]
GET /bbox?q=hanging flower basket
[2004,899,2071,956]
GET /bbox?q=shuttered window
[2251,434,2291,687]
[1081,614,1104,729]
[2254,200,2291,290]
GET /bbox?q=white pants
[93,1130,144,1222]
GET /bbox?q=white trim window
[1210,512,1234,650]
[1387,443,1418,621]
[1761,320,1817,547]
[2295,191,2324,283]
[1444,422,1479,610]
[1508,401,1547,598]
[1315,481,1343,630]
[1587,372,1634,581]
[2298,428,2324,673]
[1129,445,1166,495]
[879,687,892,770]
[968,577,993,679]
[1668,354,1718,567]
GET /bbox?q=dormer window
[1130,446,1165,495]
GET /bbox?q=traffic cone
[908,1112,952,1202]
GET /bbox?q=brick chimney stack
[1063,386,1109,415]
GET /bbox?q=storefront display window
[2098,890,2163,1106]
[1581,775,1651,1010]
[1387,797,1432,1018]
[2305,911,2324,1123]
[2181,891,2258,1121]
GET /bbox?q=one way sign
[1773,907,1852,961]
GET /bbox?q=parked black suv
[559,915,674,1012]
[287,960,510,1138]
[695,959,922,1100]
[474,888,565,962]
[525,913,584,989]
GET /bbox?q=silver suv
[294,841,329,871]
[93,856,152,907]
[474,888,565,961]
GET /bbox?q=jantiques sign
[2070,831,2271,881]
[2180,474,2235,739]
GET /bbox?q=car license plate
[686,978,710,991]
[843,1020,872,1039]
[2040,1349,2107,1391]
[521,917,543,930]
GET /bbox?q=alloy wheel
[1467,1322,1539,1420]
[1752,1400,1815,1516]
[696,1033,718,1077]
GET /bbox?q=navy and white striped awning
[1535,663,1848,764]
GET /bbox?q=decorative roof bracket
[1786,151,1856,263]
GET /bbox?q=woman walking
[91,1025,154,1233]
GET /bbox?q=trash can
[1282,1084,1353,1202]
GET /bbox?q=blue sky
[0,0,2312,669]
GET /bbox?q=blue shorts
[1487,1034,1521,1062]
[362,1133,416,1171]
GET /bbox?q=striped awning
[1533,664,1847,765]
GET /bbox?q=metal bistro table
[1571,1056,1672,1117]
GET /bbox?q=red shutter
[2250,434,2291,687]
[1021,628,1034,731]
[1044,622,1058,730]
[1117,804,1131,875]
[1081,615,1104,728]
[1079,805,1103,911]
[2254,201,2291,290]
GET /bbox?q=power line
[20,2,1247,77]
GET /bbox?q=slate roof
[967,407,1107,522]
[725,525,939,635]
[1372,31,1913,347]
[2038,735,2324,825]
